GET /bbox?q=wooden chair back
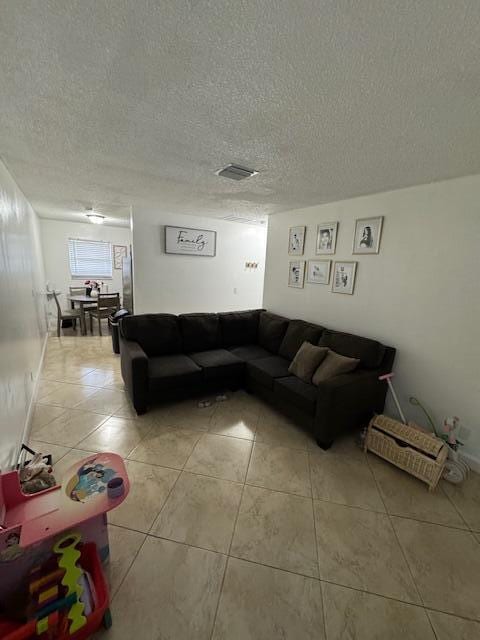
[69,286,86,296]
[96,293,120,311]
[52,291,62,314]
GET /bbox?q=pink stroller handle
[378,372,406,423]
[379,372,394,381]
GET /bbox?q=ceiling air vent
[216,164,258,180]
[221,215,267,226]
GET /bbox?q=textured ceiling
[1,1,480,225]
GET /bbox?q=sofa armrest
[314,369,387,445]
[316,369,381,399]
[120,337,149,414]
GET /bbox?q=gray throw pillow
[312,349,360,385]
[288,342,329,383]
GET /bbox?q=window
[68,238,113,278]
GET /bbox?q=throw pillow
[288,342,329,383]
[312,349,360,385]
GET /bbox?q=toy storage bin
[0,543,111,640]
[365,414,447,490]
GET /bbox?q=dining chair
[69,286,86,295]
[52,291,81,337]
[88,293,120,336]
[69,285,96,310]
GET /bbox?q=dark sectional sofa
[119,309,395,449]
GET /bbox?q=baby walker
[0,451,129,638]
[380,373,469,483]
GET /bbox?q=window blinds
[68,238,113,278]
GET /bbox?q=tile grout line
[108,530,149,606]
[425,610,440,640]
[307,449,328,639]
[34,412,114,451]
[59,421,473,535]
[145,422,208,536]
[317,575,480,624]
[126,450,479,532]
[104,522,480,627]
[146,466,184,536]
[440,482,473,533]
[45,425,474,534]
[366,453,427,612]
[208,426,256,640]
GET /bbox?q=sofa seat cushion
[247,356,291,390]
[258,312,290,354]
[274,376,318,416]
[149,354,202,390]
[279,319,324,361]
[189,349,244,380]
[228,344,272,362]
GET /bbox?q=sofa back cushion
[258,311,290,354]
[318,329,385,369]
[219,309,262,347]
[120,314,182,356]
[279,319,324,361]
[179,313,220,352]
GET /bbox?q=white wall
[40,218,132,321]
[263,175,480,463]
[132,208,267,314]
[0,158,47,470]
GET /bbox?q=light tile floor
[29,336,480,639]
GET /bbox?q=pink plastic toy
[0,452,129,601]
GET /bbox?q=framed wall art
[316,222,338,255]
[288,260,306,288]
[113,244,128,269]
[306,259,331,285]
[332,261,357,295]
[288,226,306,255]
[165,226,216,256]
[353,216,383,254]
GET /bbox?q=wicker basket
[364,414,447,491]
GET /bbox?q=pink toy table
[0,452,129,600]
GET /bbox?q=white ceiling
[1,1,480,226]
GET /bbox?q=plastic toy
[0,542,112,639]
[19,453,56,495]
[0,452,129,602]
[53,534,87,633]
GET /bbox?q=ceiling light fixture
[85,208,105,224]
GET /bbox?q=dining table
[67,294,98,336]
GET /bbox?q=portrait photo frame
[306,259,331,285]
[316,222,338,255]
[288,226,306,256]
[353,216,383,254]
[331,261,357,295]
[288,260,306,288]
